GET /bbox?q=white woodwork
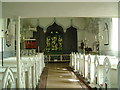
[75,53,79,72]
[0,53,45,89]
[70,52,119,88]
[76,53,81,72]
[118,61,120,89]
[84,55,89,79]
[80,54,85,77]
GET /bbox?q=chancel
[0,0,119,89]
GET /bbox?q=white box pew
[79,54,88,78]
[86,55,95,83]
[69,53,73,67]
[70,52,79,72]
[73,53,77,71]
[0,57,29,88]
[75,53,80,72]
[76,53,81,72]
[103,57,118,88]
[0,54,44,89]
[118,61,120,89]
[22,55,39,88]
[34,53,45,86]
[92,55,115,88]
[21,56,34,88]
[70,52,74,68]
[1,57,17,67]
[78,53,82,74]
[92,55,118,88]
[95,55,104,88]
[70,52,76,71]
[79,54,83,76]
[0,57,17,89]
[88,55,105,88]
[21,55,43,88]
[0,67,16,89]
[84,55,89,79]
[0,57,17,88]
[80,54,86,77]
[35,55,40,85]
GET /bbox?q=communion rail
[45,54,70,62]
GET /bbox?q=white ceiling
[2,2,118,18]
[1,0,120,2]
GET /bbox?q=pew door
[25,71,29,88]
[103,57,111,88]
[87,55,91,82]
[94,55,99,86]
[118,61,120,89]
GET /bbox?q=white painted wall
[111,18,118,51]
[2,2,118,18]
[0,1,2,36]
[84,31,97,48]
[0,0,1,18]
[21,17,98,51]
[4,18,15,53]
[98,18,118,56]
[0,19,2,52]
[99,18,112,51]
[0,18,16,58]
[0,1,3,52]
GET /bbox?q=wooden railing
[45,54,70,62]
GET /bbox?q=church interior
[0,1,120,89]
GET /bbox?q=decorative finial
[71,19,73,26]
[54,17,56,23]
[37,19,40,25]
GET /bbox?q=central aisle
[46,63,83,88]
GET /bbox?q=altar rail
[45,54,70,62]
[70,52,119,89]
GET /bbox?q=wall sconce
[101,36,104,39]
[98,33,103,40]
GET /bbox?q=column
[16,16,21,88]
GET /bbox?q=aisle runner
[37,67,48,89]
[67,67,89,88]
[38,63,88,89]
[46,63,87,88]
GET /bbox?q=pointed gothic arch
[45,22,64,54]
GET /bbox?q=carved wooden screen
[46,22,64,53]
[46,30,63,52]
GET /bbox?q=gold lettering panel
[46,31,63,52]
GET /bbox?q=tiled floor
[46,63,83,88]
